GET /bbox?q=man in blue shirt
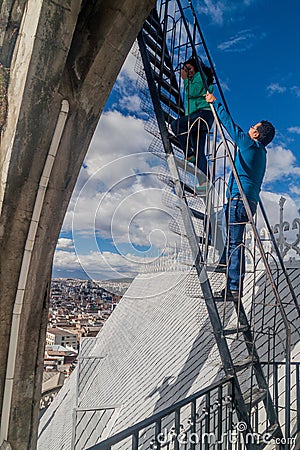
[205,92,275,300]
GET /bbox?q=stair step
[169,220,208,244]
[169,134,182,148]
[144,11,184,109]
[144,17,163,41]
[180,180,197,195]
[148,50,173,79]
[244,388,267,410]
[144,21,163,42]
[153,71,181,103]
[232,355,256,372]
[223,325,250,336]
[152,57,175,81]
[149,56,174,81]
[158,174,196,196]
[143,33,163,59]
[159,91,184,115]
[173,156,208,184]
[190,208,205,221]
[164,110,177,124]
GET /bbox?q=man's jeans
[225,199,257,292]
[171,109,214,176]
[213,198,257,293]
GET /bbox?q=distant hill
[102,278,134,283]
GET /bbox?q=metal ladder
[136,0,300,446]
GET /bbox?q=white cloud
[110,49,146,116]
[218,31,251,51]
[56,238,74,250]
[54,247,193,294]
[119,50,139,82]
[55,40,188,279]
[197,1,257,26]
[217,29,266,53]
[198,0,225,25]
[85,110,152,172]
[62,111,156,235]
[290,186,300,195]
[267,84,300,97]
[264,144,300,183]
[54,245,186,282]
[118,94,141,113]
[267,83,287,95]
[54,249,80,267]
[54,249,141,279]
[60,110,184,269]
[290,86,300,97]
[71,177,180,248]
[260,191,300,231]
[219,80,230,92]
[288,126,300,135]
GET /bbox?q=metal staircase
[134,0,300,447]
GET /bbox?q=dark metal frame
[87,363,300,450]
[86,377,235,450]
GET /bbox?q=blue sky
[53,0,300,280]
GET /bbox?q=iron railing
[86,376,235,450]
[86,362,300,449]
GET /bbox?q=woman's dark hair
[184,57,198,72]
[183,57,214,86]
[200,62,214,86]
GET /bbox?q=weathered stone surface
[0,0,155,448]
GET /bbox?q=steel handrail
[86,376,234,450]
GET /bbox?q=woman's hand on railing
[205,92,216,103]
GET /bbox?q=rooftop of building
[47,327,77,336]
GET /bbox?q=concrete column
[0,0,155,448]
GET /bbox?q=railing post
[132,431,139,450]
[155,419,161,450]
[190,400,196,450]
[204,392,210,450]
[174,409,180,450]
[217,385,223,450]
[297,364,300,432]
[228,380,233,450]
[274,363,279,420]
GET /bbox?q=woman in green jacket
[171,57,214,180]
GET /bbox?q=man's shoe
[214,288,240,302]
[214,263,227,273]
[206,262,227,273]
[226,289,240,301]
